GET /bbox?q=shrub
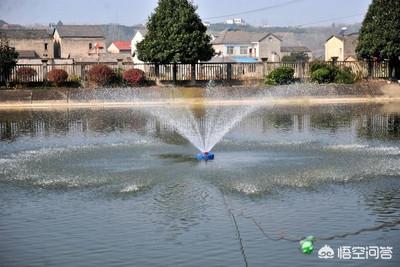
[0,37,18,84]
[123,68,146,85]
[310,68,334,84]
[16,67,37,82]
[335,67,355,84]
[112,67,124,85]
[265,66,295,85]
[310,61,330,73]
[88,64,115,86]
[48,69,68,86]
[310,62,354,84]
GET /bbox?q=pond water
[0,104,400,266]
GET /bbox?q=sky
[0,0,372,27]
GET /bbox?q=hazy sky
[0,0,372,27]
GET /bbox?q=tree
[137,0,214,82]
[281,52,310,63]
[0,35,18,84]
[356,0,400,79]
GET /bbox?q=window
[89,43,93,50]
[44,43,48,51]
[227,46,234,55]
[240,46,248,55]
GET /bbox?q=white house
[224,18,246,26]
[130,29,147,63]
[211,29,282,62]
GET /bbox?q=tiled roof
[55,25,104,38]
[281,46,311,53]
[0,29,51,39]
[112,41,131,50]
[212,30,281,44]
[16,50,39,59]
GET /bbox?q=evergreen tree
[356,0,400,79]
[137,0,214,64]
[0,35,18,84]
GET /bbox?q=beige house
[211,30,282,62]
[131,29,147,63]
[0,29,53,60]
[325,33,359,61]
[53,25,106,59]
[281,46,312,61]
[107,41,131,54]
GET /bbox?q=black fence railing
[0,61,390,83]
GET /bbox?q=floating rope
[221,192,249,267]
[251,217,400,243]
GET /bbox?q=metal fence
[0,61,391,83]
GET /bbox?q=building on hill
[0,28,53,60]
[130,29,147,63]
[53,25,106,59]
[224,18,246,26]
[280,46,312,61]
[107,41,131,54]
[325,33,359,61]
[211,29,282,62]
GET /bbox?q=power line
[296,13,365,27]
[204,0,307,20]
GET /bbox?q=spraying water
[143,82,273,154]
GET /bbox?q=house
[131,29,147,63]
[0,28,53,60]
[107,41,131,54]
[325,33,359,61]
[281,46,313,61]
[211,29,282,62]
[224,18,246,26]
[53,25,106,59]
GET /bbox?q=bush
[112,67,124,85]
[48,69,68,86]
[123,68,146,85]
[16,67,37,82]
[310,68,335,84]
[310,62,354,84]
[335,67,355,84]
[0,37,18,84]
[265,66,295,85]
[88,64,115,86]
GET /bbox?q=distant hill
[0,19,7,26]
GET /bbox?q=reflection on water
[1,104,400,267]
[1,105,400,142]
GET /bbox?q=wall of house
[325,37,344,61]
[9,38,54,59]
[259,36,281,62]
[212,44,256,57]
[131,32,144,63]
[53,30,105,59]
[107,44,120,54]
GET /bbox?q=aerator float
[196,152,215,161]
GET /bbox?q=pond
[0,103,399,266]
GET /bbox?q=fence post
[80,63,86,81]
[173,63,177,84]
[367,60,373,79]
[41,59,48,82]
[191,63,196,83]
[117,58,123,69]
[227,63,232,81]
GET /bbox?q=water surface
[0,104,400,266]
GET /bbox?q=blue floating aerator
[196,152,215,161]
